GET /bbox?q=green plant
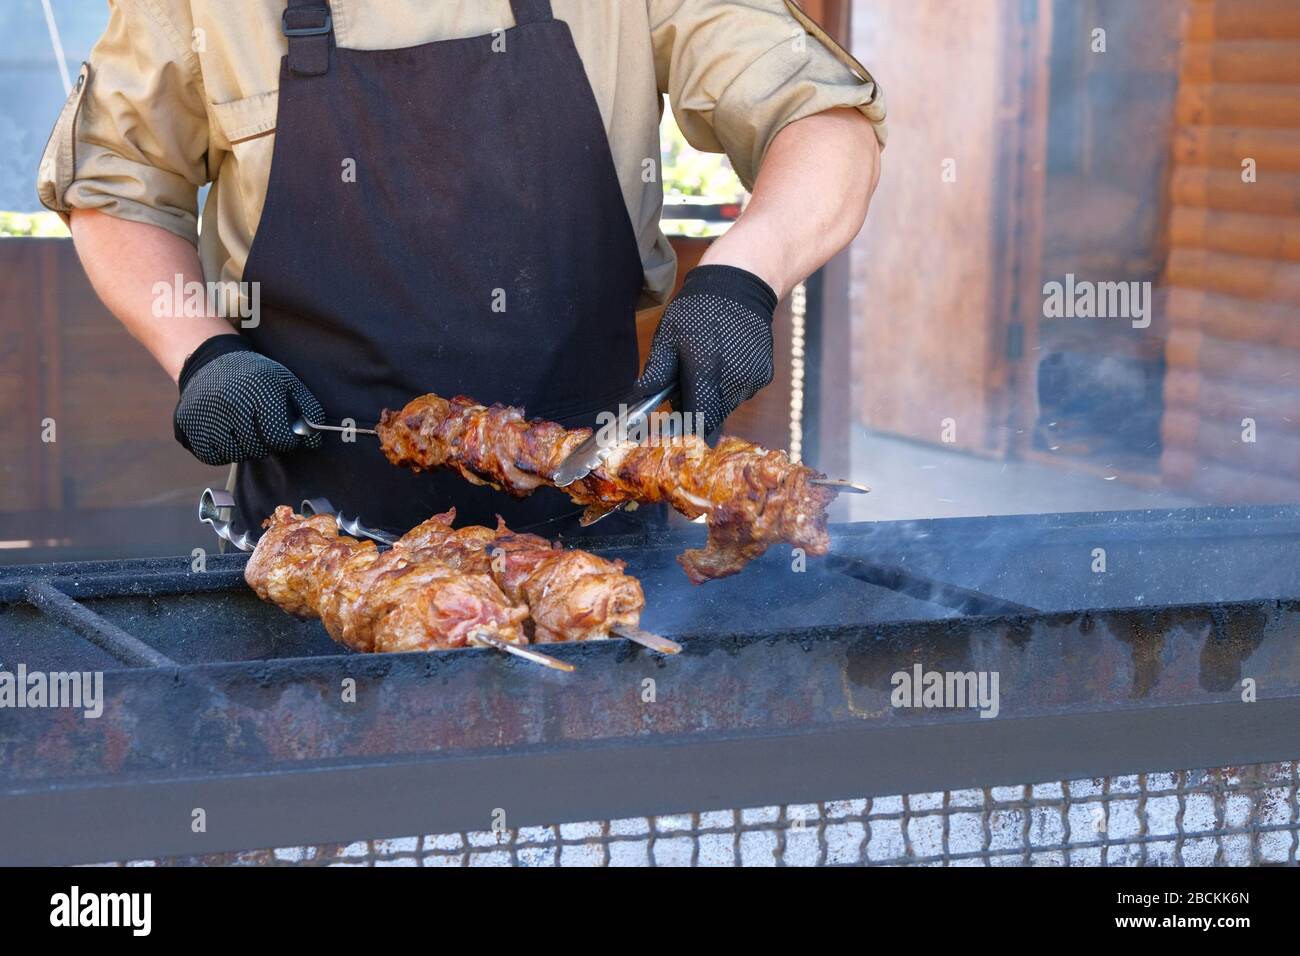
[0,210,70,237]
[660,109,745,238]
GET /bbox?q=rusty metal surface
[4,598,1299,780]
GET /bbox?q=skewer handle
[198,488,258,552]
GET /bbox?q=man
[38,0,883,534]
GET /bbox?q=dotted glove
[632,264,778,437]
[173,334,324,466]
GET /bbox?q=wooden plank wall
[1160,0,1300,501]
[0,239,224,562]
[845,0,1004,453]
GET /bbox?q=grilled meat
[245,506,528,652]
[397,509,645,642]
[246,505,645,650]
[377,393,839,582]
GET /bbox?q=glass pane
[839,0,1300,520]
[0,0,107,214]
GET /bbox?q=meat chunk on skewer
[245,506,528,652]
[396,509,645,643]
[377,393,838,583]
[243,509,351,617]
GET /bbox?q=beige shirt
[37,0,885,304]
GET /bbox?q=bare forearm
[700,107,881,299]
[69,208,233,384]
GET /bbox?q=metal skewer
[196,491,576,672]
[298,498,592,665]
[469,630,575,672]
[292,417,379,437]
[811,478,871,494]
[482,542,681,655]
[300,499,576,666]
[199,488,258,552]
[300,497,396,544]
[295,413,866,498]
[614,626,681,655]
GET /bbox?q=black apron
[238,0,648,536]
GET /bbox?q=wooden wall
[1159,0,1300,501]
[0,239,224,563]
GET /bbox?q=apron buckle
[282,3,334,76]
[282,5,332,37]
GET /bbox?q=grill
[1,504,1298,866]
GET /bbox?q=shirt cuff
[63,153,201,248]
[714,39,886,190]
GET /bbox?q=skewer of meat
[395,509,670,648]
[299,498,677,652]
[245,506,570,670]
[375,393,840,583]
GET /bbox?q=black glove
[173,334,324,466]
[632,264,778,437]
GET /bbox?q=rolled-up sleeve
[36,0,209,245]
[650,0,886,190]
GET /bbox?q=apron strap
[510,0,554,26]
[283,0,334,76]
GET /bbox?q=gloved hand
[631,264,778,437]
[173,334,324,466]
